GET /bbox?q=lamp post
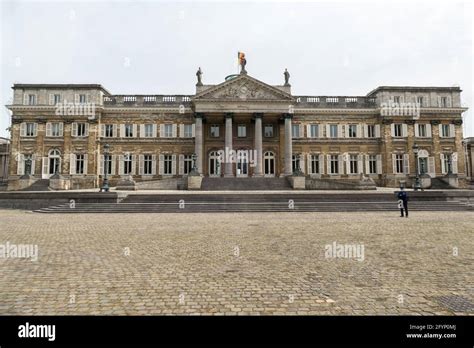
[447,153,453,175]
[189,153,198,175]
[101,143,110,192]
[412,143,421,191]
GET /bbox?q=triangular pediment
[192,74,294,102]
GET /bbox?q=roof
[12,84,111,95]
[367,86,462,96]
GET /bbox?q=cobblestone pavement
[0,210,472,315]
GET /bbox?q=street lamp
[412,143,421,191]
[100,143,110,192]
[191,153,197,172]
[447,153,453,175]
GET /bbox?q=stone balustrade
[295,96,376,108]
[103,95,193,106]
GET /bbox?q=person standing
[397,186,409,218]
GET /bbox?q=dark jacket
[397,191,409,202]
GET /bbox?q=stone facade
[5,72,469,190]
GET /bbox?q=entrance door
[264,151,275,176]
[236,150,248,177]
[209,151,221,177]
[43,149,61,179]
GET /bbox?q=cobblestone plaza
[0,210,472,315]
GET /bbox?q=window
[125,124,134,137]
[310,125,319,138]
[416,96,423,106]
[393,96,400,104]
[79,94,86,103]
[144,124,154,138]
[123,154,132,175]
[51,123,62,137]
[395,154,404,174]
[26,123,36,137]
[238,125,246,137]
[330,125,338,138]
[105,125,114,137]
[164,155,173,175]
[440,97,447,107]
[292,124,300,138]
[143,155,153,175]
[348,124,357,138]
[443,154,452,174]
[184,124,193,138]
[183,155,193,174]
[105,155,113,175]
[210,125,219,138]
[349,155,358,174]
[292,154,301,173]
[368,155,377,174]
[330,155,339,174]
[418,124,427,137]
[77,123,87,137]
[75,154,85,174]
[54,94,61,104]
[264,125,273,137]
[393,124,403,137]
[28,94,37,105]
[367,125,375,138]
[441,124,450,137]
[309,154,320,174]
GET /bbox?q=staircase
[34,193,473,213]
[430,177,455,189]
[201,177,291,191]
[21,179,51,191]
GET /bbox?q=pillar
[284,113,293,176]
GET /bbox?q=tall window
[105,155,113,175]
[393,96,400,104]
[210,125,219,138]
[26,123,36,137]
[164,155,173,175]
[184,124,193,138]
[366,125,375,138]
[329,125,338,138]
[292,154,301,173]
[310,124,319,138]
[77,123,87,137]
[124,154,132,175]
[264,125,273,137]
[105,125,114,137]
[349,155,358,174]
[54,94,61,104]
[416,96,423,106]
[418,124,427,137]
[164,124,173,138]
[393,124,403,137]
[125,124,134,137]
[238,125,246,137]
[368,155,377,174]
[348,125,357,138]
[440,97,447,107]
[76,154,85,174]
[79,94,87,103]
[144,124,154,138]
[441,124,450,137]
[310,154,320,174]
[395,154,404,174]
[330,155,339,174]
[28,94,37,105]
[183,155,193,174]
[143,155,153,175]
[51,123,62,137]
[292,124,300,138]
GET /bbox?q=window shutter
[49,94,54,105]
[30,155,36,175]
[440,154,446,174]
[299,125,304,138]
[363,124,368,138]
[414,124,419,137]
[17,154,25,175]
[306,124,311,138]
[319,154,324,174]
[83,154,88,174]
[131,155,136,175]
[23,93,28,105]
[152,124,158,138]
[111,155,116,175]
[113,124,118,137]
[179,154,185,175]
[99,155,104,175]
[300,153,305,174]
[449,124,455,138]
[452,152,458,174]
[392,154,397,174]
[132,124,137,137]
[46,122,52,137]
[140,124,145,138]
[356,124,362,138]
[357,154,363,174]
[390,124,395,137]
[191,124,196,138]
[402,124,408,137]
[376,154,382,174]
[439,124,443,137]
[344,125,349,138]
[151,155,157,175]
[20,123,26,137]
[100,124,105,137]
[120,124,125,138]
[158,155,164,175]
[42,157,48,176]
[365,155,370,174]
[171,155,177,175]
[179,124,185,138]
[72,123,78,137]
[403,154,410,174]
[59,123,63,136]
[172,124,178,138]
[338,155,344,174]
[139,155,144,175]
[428,156,435,178]
[74,94,80,103]
[325,124,330,138]
[69,154,76,174]
[375,125,381,138]
[426,124,432,137]
[33,124,37,137]
[118,155,124,175]
[326,155,331,174]
[344,154,350,174]
[306,153,311,174]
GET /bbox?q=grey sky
[1,0,472,138]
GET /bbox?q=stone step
[200,177,291,191]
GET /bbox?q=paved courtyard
[0,210,472,315]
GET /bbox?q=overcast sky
[1,0,472,138]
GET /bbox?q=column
[284,113,293,176]
[253,113,263,176]
[224,113,233,177]
[194,113,203,174]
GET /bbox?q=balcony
[103,95,193,107]
[295,96,376,109]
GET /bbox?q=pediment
[192,74,294,102]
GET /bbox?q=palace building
[5,67,470,190]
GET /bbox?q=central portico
[191,73,296,177]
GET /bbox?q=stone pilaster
[194,113,203,174]
[284,113,293,176]
[253,113,263,177]
[224,113,233,177]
